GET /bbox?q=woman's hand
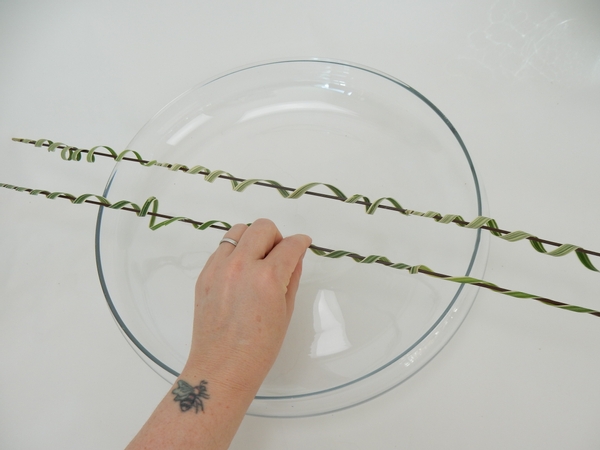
[186,219,311,394]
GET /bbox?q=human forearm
[126,363,257,450]
[127,220,311,449]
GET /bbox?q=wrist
[179,359,260,410]
[183,341,275,395]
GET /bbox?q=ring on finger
[219,237,238,247]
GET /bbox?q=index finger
[235,218,283,260]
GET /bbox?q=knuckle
[253,218,275,229]
[231,222,248,233]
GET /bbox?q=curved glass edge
[95,170,180,378]
[249,200,490,417]
[94,58,489,416]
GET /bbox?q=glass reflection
[310,289,351,358]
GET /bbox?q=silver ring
[219,237,238,247]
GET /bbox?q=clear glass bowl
[96,59,488,417]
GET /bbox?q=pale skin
[127,219,312,450]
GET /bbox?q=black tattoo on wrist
[172,379,209,413]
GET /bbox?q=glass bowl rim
[94,57,484,403]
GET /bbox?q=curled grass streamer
[309,247,600,316]
[0,182,231,232]
[13,137,598,273]
[1,181,599,319]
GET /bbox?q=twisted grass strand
[0,182,232,232]
[2,181,598,319]
[13,137,599,272]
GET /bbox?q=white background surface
[1,0,599,448]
